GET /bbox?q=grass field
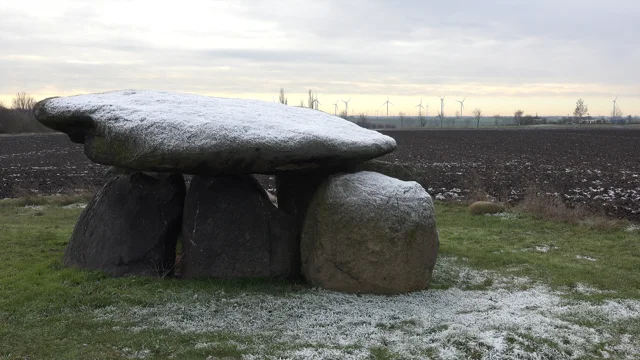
[1,199,639,359]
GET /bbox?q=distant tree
[494,114,501,126]
[514,109,524,125]
[299,99,304,107]
[473,108,482,128]
[398,112,405,129]
[307,89,314,109]
[0,94,50,134]
[419,114,426,127]
[278,88,288,105]
[339,110,348,120]
[573,98,588,120]
[522,114,535,125]
[438,112,444,129]
[12,92,36,111]
[357,113,367,127]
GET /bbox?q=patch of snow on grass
[576,255,598,262]
[94,260,640,359]
[62,203,87,209]
[119,347,150,359]
[625,224,640,232]
[24,205,45,210]
[485,212,518,220]
[535,245,551,253]
[513,245,558,253]
[570,283,617,295]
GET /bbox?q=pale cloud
[0,0,638,115]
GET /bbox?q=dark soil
[380,128,640,222]
[0,134,107,198]
[1,128,639,221]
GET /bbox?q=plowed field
[2,128,638,221]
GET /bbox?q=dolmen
[34,90,439,294]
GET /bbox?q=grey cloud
[0,0,638,102]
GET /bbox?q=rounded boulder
[301,171,439,294]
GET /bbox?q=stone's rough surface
[33,90,396,174]
[301,171,439,294]
[182,175,298,279]
[64,172,185,276]
[469,201,506,215]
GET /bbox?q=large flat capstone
[33,90,396,175]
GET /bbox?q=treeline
[0,92,52,134]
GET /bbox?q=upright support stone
[182,175,298,279]
[64,172,186,276]
[276,170,333,225]
[276,170,336,279]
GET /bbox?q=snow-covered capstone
[301,171,439,294]
[33,90,397,174]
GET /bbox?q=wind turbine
[613,95,619,118]
[381,97,395,116]
[415,98,425,116]
[341,98,352,115]
[455,96,467,118]
[425,102,429,117]
[313,92,322,110]
[439,95,446,117]
[332,101,339,115]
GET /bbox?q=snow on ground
[626,224,640,232]
[576,255,598,262]
[485,212,519,220]
[94,258,640,359]
[62,202,87,209]
[24,205,45,210]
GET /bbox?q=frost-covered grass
[436,203,640,301]
[0,201,638,359]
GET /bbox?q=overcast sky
[1,0,638,116]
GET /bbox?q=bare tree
[398,112,405,130]
[438,112,444,129]
[514,109,524,125]
[278,88,287,105]
[419,114,426,127]
[573,98,588,120]
[339,110,348,120]
[494,114,501,126]
[0,101,5,109]
[299,99,304,107]
[473,108,482,128]
[12,92,36,111]
[357,113,367,127]
[614,106,623,118]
